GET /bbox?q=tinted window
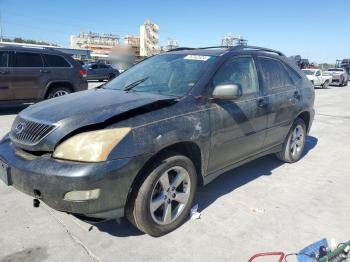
[99,64,109,69]
[285,65,302,84]
[14,52,43,67]
[213,56,259,95]
[0,52,8,67]
[44,54,70,67]
[259,57,293,89]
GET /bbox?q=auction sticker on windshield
[184,55,211,61]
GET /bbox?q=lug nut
[172,193,176,198]
[167,199,171,204]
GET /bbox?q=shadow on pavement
[88,136,318,237]
[0,104,30,115]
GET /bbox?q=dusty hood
[12,89,176,151]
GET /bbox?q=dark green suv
[0,46,315,236]
[0,45,88,102]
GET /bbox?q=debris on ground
[190,204,201,220]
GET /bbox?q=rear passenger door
[0,51,12,100]
[257,56,302,149]
[11,52,45,100]
[208,56,268,173]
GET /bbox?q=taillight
[79,69,87,77]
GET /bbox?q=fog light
[64,189,100,201]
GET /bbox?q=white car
[302,69,332,88]
[323,68,348,86]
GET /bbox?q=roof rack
[167,46,227,52]
[168,45,285,57]
[229,45,285,56]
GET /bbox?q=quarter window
[0,52,8,67]
[14,52,43,67]
[213,57,259,95]
[259,57,294,89]
[43,54,70,67]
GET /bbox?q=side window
[14,52,43,67]
[0,51,8,67]
[43,54,70,67]
[99,64,109,69]
[284,64,302,84]
[91,64,98,69]
[213,57,259,96]
[259,57,294,89]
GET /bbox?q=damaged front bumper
[0,138,149,219]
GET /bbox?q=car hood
[12,89,177,151]
[305,75,315,80]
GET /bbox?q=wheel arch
[296,110,311,133]
[43,81,75,99]
[125,141,203,213]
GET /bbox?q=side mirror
[212,83,242,100]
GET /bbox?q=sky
[0,0,349,63]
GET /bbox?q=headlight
[53,128,131,162]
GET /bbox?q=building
[221,34,248,47]
[124,35,140,57]
[140,19,160,57]
[163,38,179,52]
[70,32,120,60]
[0,41,91,60]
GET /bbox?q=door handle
[294,90,301,99]
[40,69,51,73]
[257,97,268,108]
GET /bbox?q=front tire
[276,118,306,163]
[126,152,197,237]
[46,87,71,99]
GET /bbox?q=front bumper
[0,139,150,219]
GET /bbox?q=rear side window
[14,52,43,67]
[0,51,8,67]
[284,65,302,84]
[43,54,70,67]
[259,57,294,89]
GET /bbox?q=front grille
[10,117,56,145]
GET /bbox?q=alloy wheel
[150,166,191,225]
[50,90,69,98]
[290,124,304,157]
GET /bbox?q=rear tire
[126,152,197,237]
[46,87,71,99]
[276,118,306,163]
[322,80,329,89]
[108,73,116,81]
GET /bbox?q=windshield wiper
[123,77,149,91]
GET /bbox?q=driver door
[207,56,268,173]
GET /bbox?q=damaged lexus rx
[0,46,315,236]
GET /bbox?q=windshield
[104,54,216,96]
[327,68,342,72]
[302,70,315,75]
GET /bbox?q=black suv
[0,45,88,102]
[0,46,315,236]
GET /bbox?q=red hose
[248,252,285,262]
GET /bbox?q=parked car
[341,59,350,79]
[323,68,348,86]
[0,46,315,236]
[0,45,88,102]
[302,69,332,88]
[83,62,119,81]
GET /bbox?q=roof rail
[230,45,285,56]
[167,47,196,52]
[167,46,228,52]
